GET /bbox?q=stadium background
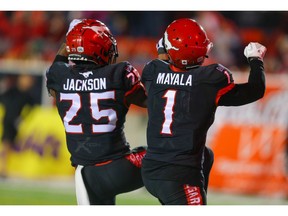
[0,11,287,205]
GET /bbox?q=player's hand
[66,19,83,36]
[244,42,267,61]
[156,37,166,54]
[57,42,68,56]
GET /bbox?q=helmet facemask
[106,35,118,64]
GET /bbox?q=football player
[46,19,147,205]
[141,18,266,205]
[156,37,214,194]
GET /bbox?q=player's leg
[143,178,207,205]
[74,165,90,205]
[142,159,207,205]
[80,147,146,205]
[203,146,214,193]
[111,146,147,193]
[81,160,143,205]
[78,162,117,205]
[75,164,116,205]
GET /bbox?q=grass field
[0,178,288,205]
[0,178,159,205]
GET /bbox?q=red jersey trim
[125,82,141,97]
[95,160,112,166]
[124,82,144,107]
[215,83,235,106]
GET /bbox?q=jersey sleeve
[121,61,141,90]
[217,58,265,106]
[215,64,235,106]
[204,64,235,106]
[120,62,147,107]
[141,60,155,83]
[211,64,234,88]
[46,62,68,93]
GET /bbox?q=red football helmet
[163,18,213,70]
[66,19,118,65]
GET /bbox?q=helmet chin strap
[185,64,201,69]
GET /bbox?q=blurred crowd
[0,11,288,73]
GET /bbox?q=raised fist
[244,42,267,60]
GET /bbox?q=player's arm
[47,43,68,98]
[53,19,82,64]
[53,42,68,64]
[125,82,147,108]
[47,20,80,98]
[125,37,168,107]
[123,63,147,108]
[218,42,266,106]
[47,42,69,98]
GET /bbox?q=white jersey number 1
[161,90,176,135]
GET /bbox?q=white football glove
[66,19,83,36]
[244,42,267,60]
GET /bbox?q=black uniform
[46,56,146,204]
[141,58,265,205]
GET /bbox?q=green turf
[0,179,159,205]
[1,179,288,205]
[0,184,76,205]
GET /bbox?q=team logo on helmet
[164,32,179,51]
[82,26,105,38]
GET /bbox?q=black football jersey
[141,59,235,168]
[46,60,141,166]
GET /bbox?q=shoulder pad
[203,63,234,85]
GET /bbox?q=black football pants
[142,146,214,205]
[80,147,146,205]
